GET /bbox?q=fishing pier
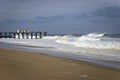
[0,30,47,39]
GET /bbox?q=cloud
[20,15,68,23]
[3,6,120,24]
[37,15,66,21]
[93,6,120,18]
[1,0,120,20]
[2,6,120,23]
[5,19,19,23]
[73,6,120,20]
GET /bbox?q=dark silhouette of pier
[0,30,47,39]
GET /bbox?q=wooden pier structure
[0,30,47,39]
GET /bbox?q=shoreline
[0,48,120,80]
[0,42,120,70]
[0,40,120,71]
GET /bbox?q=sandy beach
[0,48,120,80]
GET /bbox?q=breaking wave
[51,33,120,50]
[2,33,120,50]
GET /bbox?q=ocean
[0,33,120,70]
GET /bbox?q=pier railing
[0,31,47,39]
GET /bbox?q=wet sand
[0,48,120,80]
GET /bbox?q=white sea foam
[55,33,120,49]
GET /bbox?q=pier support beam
[8,32,12,38]
[39,32,42,38]
[26,33,29,39]
[21,33,24,39]
[4,33,7,38]
[35,32,37,39]
[31,32,33,39]
[13,33,16,39]
[44,32,47,36]
[17,33,20,39]
[0,33,2,38]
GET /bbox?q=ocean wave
[55,33,120,50]
[0,33,120,62]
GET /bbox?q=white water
[0,33,120,62]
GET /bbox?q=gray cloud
[93,6,120,18]
[74,6,120,20]
[0,0,120,19]
[2,6,120,23]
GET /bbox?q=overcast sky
[0,0,120,34]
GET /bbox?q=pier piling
[31,32,33,39]
[0,33,2,38]
[17,33,20,39]
[26,33,29,39]
[39,32,42,38]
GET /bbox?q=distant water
[0,33,120,70]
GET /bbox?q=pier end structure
[0,30,47,39]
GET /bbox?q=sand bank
[0,48,120,80]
